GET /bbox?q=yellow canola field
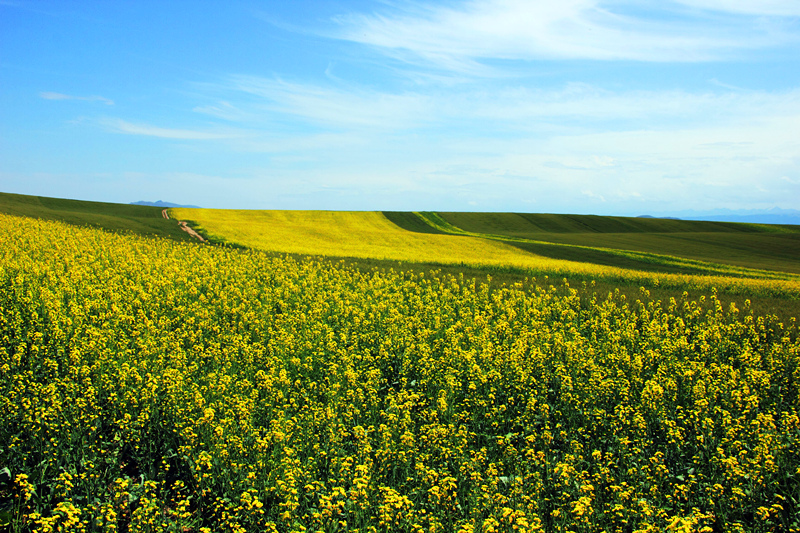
[2,212,798,532]
[173,208,800,299]
[172,209,561,266]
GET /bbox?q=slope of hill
[170,208,556,270]
[0,191,194,241]
[3,191,799,302]
[431,212,800,275]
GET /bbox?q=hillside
[170,208,552,269]
[429,212,800,275]
[0,191,194,241]
[3,192,798,305]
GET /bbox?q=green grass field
[0,191,194,242]
[432,211,800,274]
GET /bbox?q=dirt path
[163,208,206,243]
[178,221,207,243]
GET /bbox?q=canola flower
[0,212,798,532]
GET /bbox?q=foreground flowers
[0,213,798,532]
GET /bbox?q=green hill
[424,212,800,275]
[0,191,194,241]
[437,212,797,234]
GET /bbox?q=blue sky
[1,0,799,213]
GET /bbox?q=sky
[1,0,799,214]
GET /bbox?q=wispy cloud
[40,91,114,105]
[244,82,800,210]
[174,67,800,210]
[99,118,232,140]
[228,75,433,129]
[330,0,798,71]
[217,73,800,135]
[192,101,251,122]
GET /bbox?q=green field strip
[438,211,800,235]
[405,211,800,281]
[526,232,800,274]
[498,234,795,274]
[381,212,450,235]
[413,211,471,235]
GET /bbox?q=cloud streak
[40,91,114,105]
[99,118,232,140]
[192,101,252,122]
[217,73,800,136]
[330,0,798,71]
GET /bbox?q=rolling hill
[429,211,800,275]
[0,191,194,242]
[3,191,799,301]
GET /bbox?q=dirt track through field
[163,208,206,243]
[178,221,207,243]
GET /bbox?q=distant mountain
[684,214,800,225]
[641,208,800,226]
[678,208,800,226]
[131,200,200,208]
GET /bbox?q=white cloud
[593,155,616,167]
[582,190,607,202]
[330,0,798,70]
[40,91,114,105]
[99,118,233,140]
